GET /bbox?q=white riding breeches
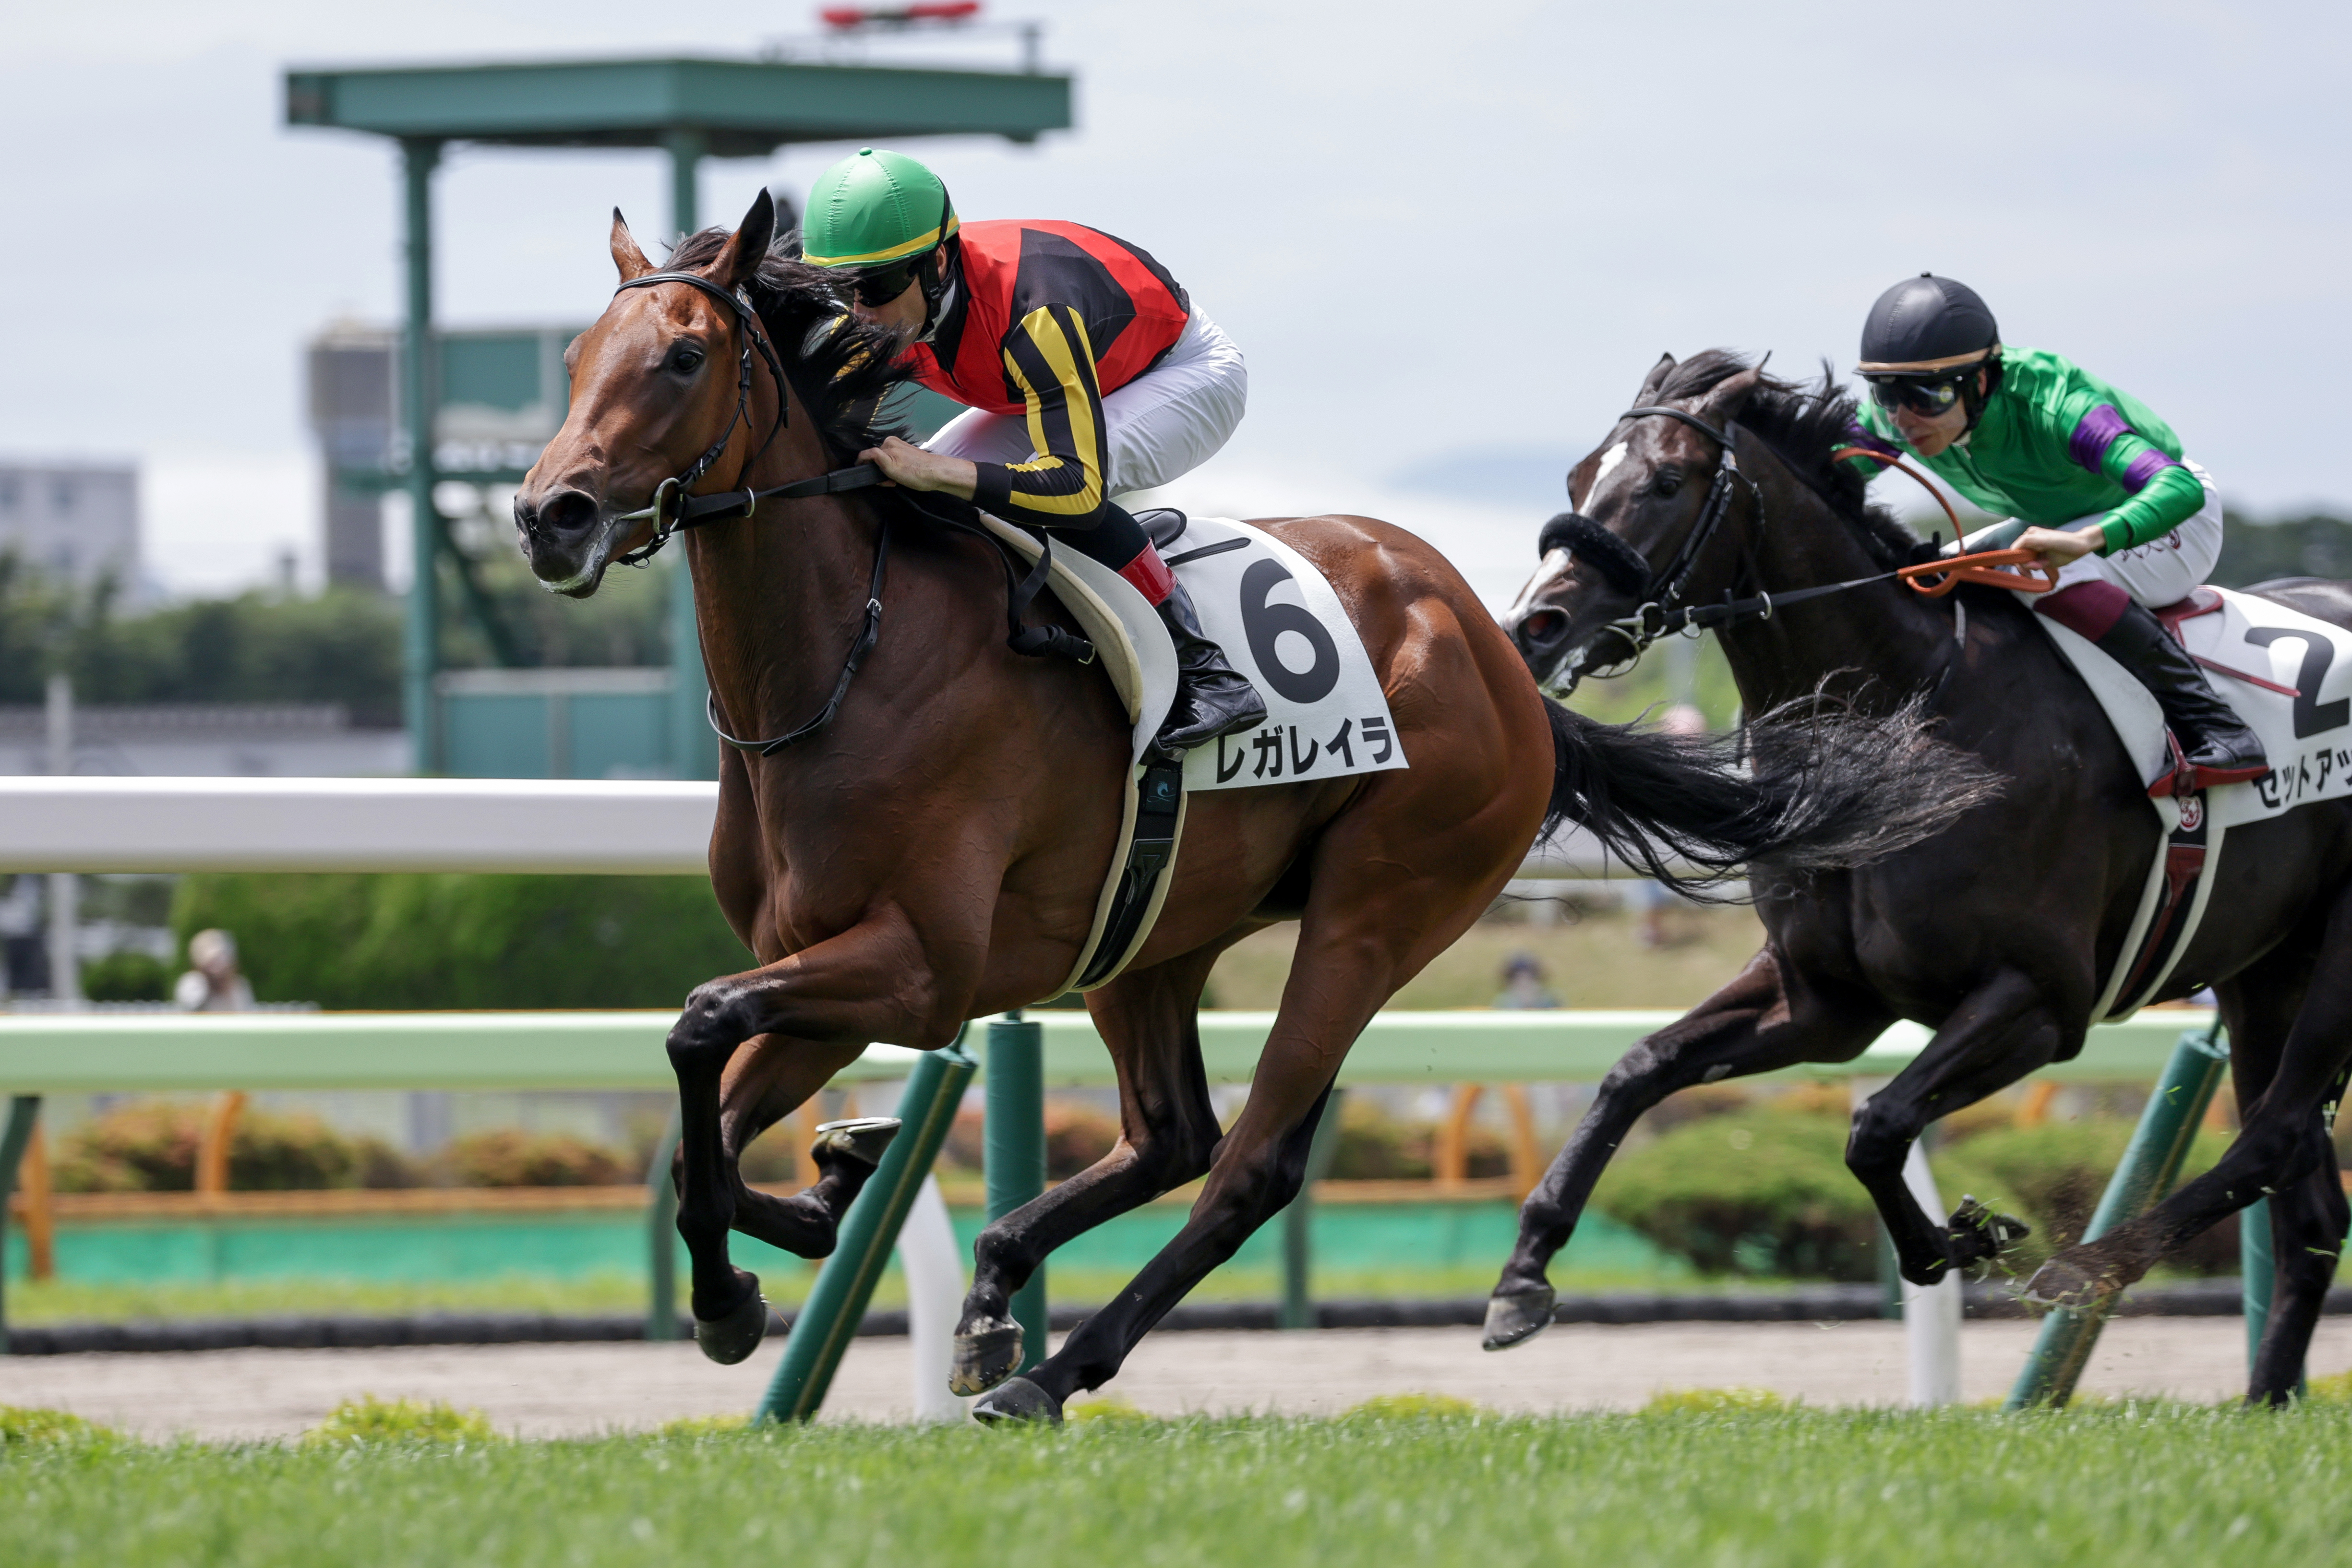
[2040,458,2223,609]
[923,310,1248,498]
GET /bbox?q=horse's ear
[1635,353,1677,404]
[1694,365,1766,425]
[611,209,654,282]
[709,189,777,290]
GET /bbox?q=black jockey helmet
[1857,273,2002,428]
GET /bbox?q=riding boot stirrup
[1151,579,1268,758]
[2093,600,2269,792]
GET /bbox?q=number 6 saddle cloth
[972,509,1407,998]
[2036,584,2352,1021]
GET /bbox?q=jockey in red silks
[802,147,1266,759]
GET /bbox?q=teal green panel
[12,1202,1668,1285]
[568,693,671,779]
[439,335,543,412]
[444,694,549,778]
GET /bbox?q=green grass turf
[4,1263,1756,1326]
[6,1404,2350,1567]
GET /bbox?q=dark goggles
[1864,374,1969,418]
[850,260,923,308]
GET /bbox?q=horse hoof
[1948,1196,2030,1266]
[1482,1286,1556,1352]
[2023,1256,2112,1309]
[951,1321,1025,1396]
[971,1376,1063,1427]
[812,1116,901,1172]
[693,1277,769,1365]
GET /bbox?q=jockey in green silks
[1838,273,2268,791]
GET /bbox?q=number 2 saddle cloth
[972,509,1406,996]
[2036,585,2352,1021]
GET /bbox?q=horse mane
[665,226,918,462]
[1653,350,1925,571]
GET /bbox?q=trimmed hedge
[171,873,754,1010]
[1594,1101,1879,1281]
[1594,1096,2243,1282]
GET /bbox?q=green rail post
[2005,1025,2229,1409]
[755,1032,975,1423]
[645,1109,682,1341]
[0,1096,38,1354]
[2240,1198,2305,1396]
[398,135,444,775]
[1280,1087,1346,1329]
[985,1009,1048,1374]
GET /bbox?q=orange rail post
[194,1090,248,1201]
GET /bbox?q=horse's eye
[1650,471,1683,499]
[672,347,705,374]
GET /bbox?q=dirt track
[7,1316,2344,1440]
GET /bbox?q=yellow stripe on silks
[998,308,1106,518]
[803,213,962,269]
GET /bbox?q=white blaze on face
[1579,441,1630,508]
[1506,548,1574,622]
[1506,442,1636,622]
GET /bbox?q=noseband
[1548,404,1762,677]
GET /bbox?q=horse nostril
[1517,608,1570,653]
[523,489,600,542]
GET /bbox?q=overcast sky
[6,0,2349,600]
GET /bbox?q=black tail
[1542,692,2000,896]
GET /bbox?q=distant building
[305,321,588,593]
[0,461,139,589]
[307,323,396,591]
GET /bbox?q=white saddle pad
[2038,585,2352,831]
[1159,517,1408,792]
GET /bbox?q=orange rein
[1830,444,2059,598]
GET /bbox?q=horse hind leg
[2026,934,2352,1407]
[1486,950,1888,1350]
[952,946,1225,1397]
[974,790,1510,1424]
[2250,1119,2348,1405]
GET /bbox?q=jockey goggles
[850,260,923,308]
[1863,372,1970,418]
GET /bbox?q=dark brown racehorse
[512,195,1981,1423]
[1497,350,2352,1404]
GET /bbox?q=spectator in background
[174,929,254,1013]
[1624,704,1710,949]
[1493,952,1561,1010]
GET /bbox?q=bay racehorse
[1497,350,2352,1404]
[512,196,1986,1422]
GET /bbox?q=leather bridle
[1545,404,1764,676]
[1540,405,1980,684]
[570,264,1093,757]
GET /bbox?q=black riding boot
[2094,599,2269,790]
[1152,578,1268,757]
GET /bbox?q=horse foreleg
[952,947,1227,1396]
[665,910,964,1364]
[1849,968,2064,1287]
[707,1033,881,1258]
[1485,948,1887,1350]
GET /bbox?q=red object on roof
[819,1,981,27]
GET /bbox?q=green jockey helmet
[803,148,960,269]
